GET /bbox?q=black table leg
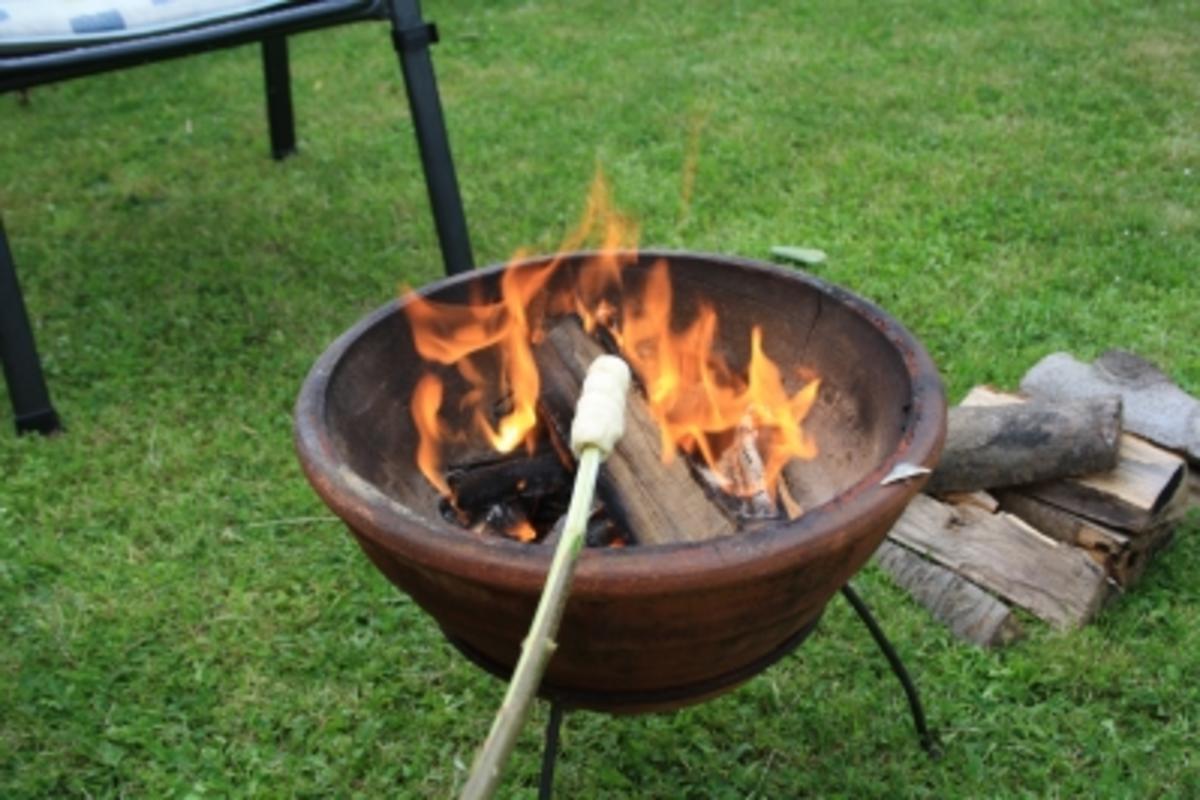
[262,35,296,160]
[387,0,474,277]
[0,218,61,435]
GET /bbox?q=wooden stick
[461,357,630,800]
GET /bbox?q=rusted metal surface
[295,251,947,712]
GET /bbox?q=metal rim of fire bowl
[294,250,947,598]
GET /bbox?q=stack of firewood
[877,350,1199,647]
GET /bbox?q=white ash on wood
[874,539,1024,648]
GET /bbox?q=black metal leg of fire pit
[538,701,566,800]
[841,583,939,757]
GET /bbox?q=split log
[535,316,737,545]
[1020,350,1200,465]
[961,387,1186,534]
[1024,435,1185,534]
[924,397,1122,494]
[888,494,1111,629]
[874,540,1024,648]
[1189,469,1200,512]
[995,490,1142,586]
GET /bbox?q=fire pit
[295,250,945,714]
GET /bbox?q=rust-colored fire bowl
[295,251,945,713]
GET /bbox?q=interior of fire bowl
[295,250,945,713]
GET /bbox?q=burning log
[961,387,1186,534]
[446,450,571,511]
[924,397,1122,495]
[874,540,1024,648]
[542,505,628,549]
[888,494,1111,630]
[1020,350,1200,465]
[535,316,738,545]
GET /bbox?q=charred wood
[446,450,571,511]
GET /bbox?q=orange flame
[405,169,819,505]
[404,257,558,493]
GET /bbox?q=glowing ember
[509,518,538,543]
[404,170,821,537]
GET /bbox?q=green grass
[2,0,1198,796]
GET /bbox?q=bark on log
[535,317,737,545]
[961,387,1186,533]
[1020,350,1200,465]
[924,398,1122,494]
[875,540,1024,648]
[888,494,1111,629]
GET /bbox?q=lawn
[2,0,1198,797]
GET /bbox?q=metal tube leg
[841,583,938,756]
[387,0,475,276]
[0,218,61,435]
[262,35,297,160]
[538,701,566,800]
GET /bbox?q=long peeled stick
[461,356,631,800]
